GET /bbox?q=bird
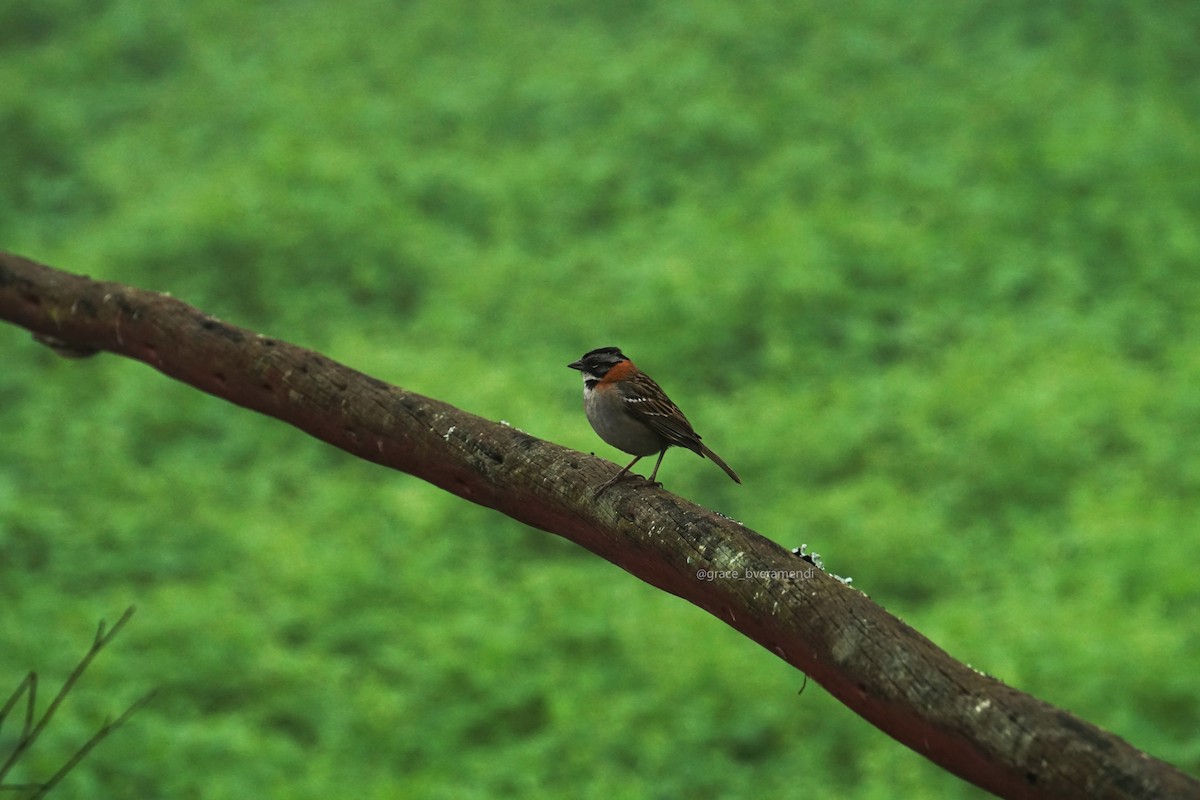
[568,346,741,492]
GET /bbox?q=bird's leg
[595,455,643,496]
[646,449,667,486]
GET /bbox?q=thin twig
[0,673,35,743]
[0,608,149,796]
[29,690,157,800]
[0,675,36,782]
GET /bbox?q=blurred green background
[2,1,1199,797]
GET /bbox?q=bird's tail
[699,442,742,484]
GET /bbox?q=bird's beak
[567,360,583,370]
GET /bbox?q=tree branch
[1,251,1195,799]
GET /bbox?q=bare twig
[0,608,152,796]
[0,673,37,763]
[28,690,157,800]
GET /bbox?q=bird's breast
[582,387,664,456]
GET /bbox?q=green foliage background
[3,1,1199,797]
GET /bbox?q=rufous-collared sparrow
[568,347,741,491]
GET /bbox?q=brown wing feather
[617,368,742,484]
[617,371,704,452]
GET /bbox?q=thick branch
[1,252,1195,799]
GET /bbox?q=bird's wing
[617,372,704,452]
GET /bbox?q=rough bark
[2,251,1196,799]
